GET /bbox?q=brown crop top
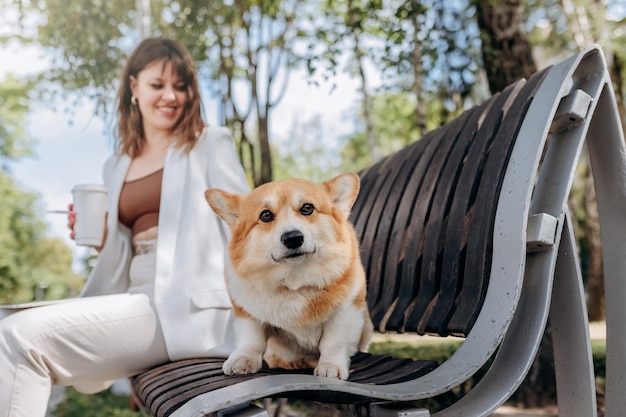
[119,168,163,237]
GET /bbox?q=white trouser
[0,249,168,417]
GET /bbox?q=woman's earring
[131,95,137,105]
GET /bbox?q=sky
[1,42,362,268]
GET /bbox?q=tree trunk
[354,37,378,162]
[412,30,427,137]
[585,163,605,321]
[348,0,378,163]
[258,113,273,185]
[609,51,626,130]
[475,0,536,93]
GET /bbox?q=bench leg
[217,403,270,417]
[585,82,626,417]
[550,212,597,417]
[369,402,430,417]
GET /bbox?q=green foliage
[340,93,417,172]
[305,0,482,100]
[339,92,458,172]
[272,114,344,182]
[150,0,223,70]
[9,0,301,184]
[27,238,86,300]
[3,0,487,185]
[53,388,141,417]
[0,172,83,303]
[33,0,134,113]
[0,21,82,303]
[271,91,452,181]
[0,171,44,301]
[0,75,35,164]
[370,339,463,362]
[592,339,606,380]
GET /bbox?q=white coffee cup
[71,184,108,247]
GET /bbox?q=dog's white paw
[314,362,349,380]
[222,354,263,375]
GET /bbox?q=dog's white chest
[237,285,313,328]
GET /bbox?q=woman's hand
[68,203,76,240]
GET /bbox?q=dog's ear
[205,189,241,226]
[323,172,360,217]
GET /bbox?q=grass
[53,388,141,417]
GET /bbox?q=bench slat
[356,148,414,317]
[445,68,549,335]
[382,112,481,333]
[134,354,438,417]
[411,85,515,335]
[361,125,449,328]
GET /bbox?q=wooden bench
[131,45,626,417]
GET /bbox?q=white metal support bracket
[527,212,558,252]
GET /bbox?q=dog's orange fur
[205,173,373,380]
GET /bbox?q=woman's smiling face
[130,59,189,135]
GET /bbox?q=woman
[0,37,249,417]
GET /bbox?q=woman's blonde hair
[116,37,205,156]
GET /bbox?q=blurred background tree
[0,73,83,303]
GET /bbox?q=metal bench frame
[132,45,626,417]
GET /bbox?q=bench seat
[133,353,438,417]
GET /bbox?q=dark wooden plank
[401,85,515,336]
[347,352,393,373]
[385,100,490,333]
[445,68,550,335]
[365,127,457,329]
[417,85,520,335]
[356,149,413,309]
[408,102,491,335]
[133,360,219,403]
[347,357,415,382]
[415,83,522,336]
[364,153,415,311]
[145,366,226,415]
[349,163,377,230]
[362,137,427,326]
[355,360,432,384]
[350,152,408,311]
[351,151,397,240]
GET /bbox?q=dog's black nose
[281,230,304,249]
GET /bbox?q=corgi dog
[204,172,373,380]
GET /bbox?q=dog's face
[205,173,360,290]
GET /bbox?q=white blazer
[80,127,249,361]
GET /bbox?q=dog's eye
[260,210,274,222]
[300,203,315,216]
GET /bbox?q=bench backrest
[351,68,548,337]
